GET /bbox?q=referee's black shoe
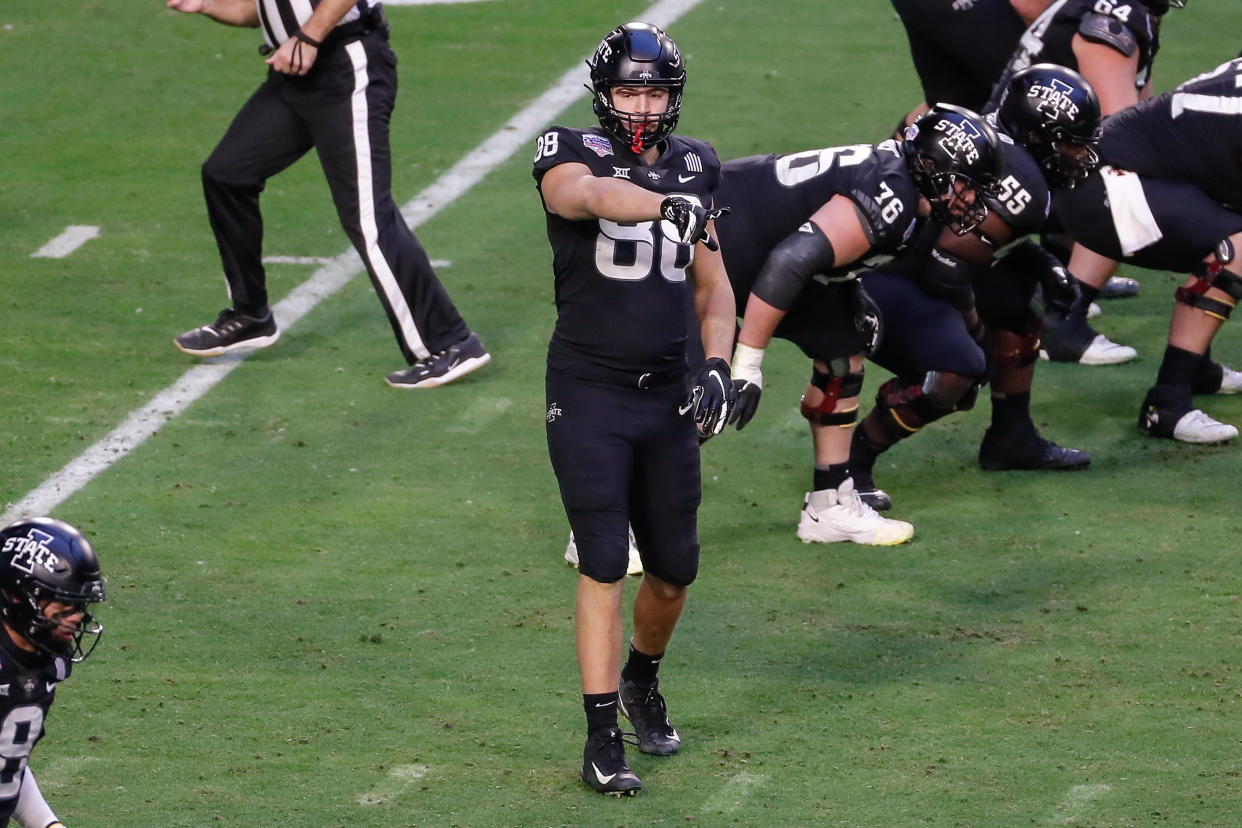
[386,332,491,389]
[581,727,641,796]
[174,308,280,357]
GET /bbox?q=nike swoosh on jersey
[592,762,617,785]
[678,400,695,415]
[678,174,697,183]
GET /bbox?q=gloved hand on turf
[660,196,730,251]
[1040,263,1082,319]
[727,342,764,430]
[686,357,734,438]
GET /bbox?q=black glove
[727,342,765,430]
[660,196,730,251]
[1040,263,1083,320]
[685,357,734,438]
[729,377,762,430]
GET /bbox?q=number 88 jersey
[533,125,722,375]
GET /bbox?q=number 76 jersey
[533,125,722,375]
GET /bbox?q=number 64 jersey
[532,125,722,377]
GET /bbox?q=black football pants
[200,30,470,363]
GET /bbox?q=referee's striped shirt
[257,0,379,50]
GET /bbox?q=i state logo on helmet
[1028,77,1080,123]
[2,529,60,577]
[932,117,982,164]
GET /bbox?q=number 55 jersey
[533,125,721,377]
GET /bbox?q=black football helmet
[587,21,685,152]
[997,63,1102,189]
[903,104,1005,235]
[0,517,105,662]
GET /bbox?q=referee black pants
[201,29,470,364]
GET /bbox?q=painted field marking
[700,771,766,814]
[1050,783,1111,824]
[356,763,429,805]
[445,396,513,433]
[1,0,707,523]
[264,255,450,268]
[31,225,100,258]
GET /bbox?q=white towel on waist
[1099,165,1163,256]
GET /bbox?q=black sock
[1191,350,1224,395]
[620,640,663,686]
[584,692,618,734]
[1156,345,1203,389]
[990,391,1032,434]
[1075,278,1100,306]
[813,462,851,492]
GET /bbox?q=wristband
[293,29,323,48]
[731,342,765,383]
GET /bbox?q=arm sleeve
[13,767,58,828]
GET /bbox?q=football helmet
[0,517,105,663]
[997,64,1101,189]
[587,21,685,152]
[903,104,1004,235]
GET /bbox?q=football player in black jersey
[1055,56,1242,443]
[715,105,1004,545]
[0,518,106,828]
[850,66,1101,510]
[1000,0,1185,359]
[532,21,735,796]
[891,0,1053,132]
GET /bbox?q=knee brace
[871,371,975,440]
[1179,241,1242,321]
[992,325,1041,371]
[801,360,864,426]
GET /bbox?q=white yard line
[2,0,705,523]
[31,225,100,258]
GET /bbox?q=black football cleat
[618,677,681,756]
[850,465,893,512]
[978,427,1090,471]
[581,727,641,796]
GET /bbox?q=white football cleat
[1086,301,1102,319]
[1171,409,1238,444]
[1077,334,1137,366]
[1216,364,1242,395]
[565,528,643,576]
[796,479,913,546]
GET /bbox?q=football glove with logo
[660,196,729,251]
[686,357,734,437]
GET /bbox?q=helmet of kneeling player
[903,104,1005,236]
[587,21,685,152]
[998,63,1102,190]
[0,517,106,663]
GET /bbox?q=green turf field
[4,0,1242,824]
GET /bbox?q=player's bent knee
[801,361,864,426]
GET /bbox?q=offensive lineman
[993,0,1184,361]
[851,65,1102,510]
[715,105,1006,545]
[1055,56,1242,443]
[532,22,735,796]
[0,518,107,828]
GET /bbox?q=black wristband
[293,29,323,48]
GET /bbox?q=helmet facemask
[913,160,994,235]
[2,587,104,663]
[1034,127,1101,189]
